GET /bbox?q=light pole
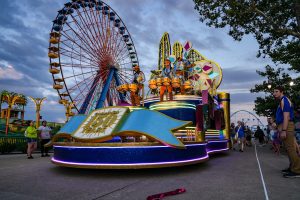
[29,97,46,128]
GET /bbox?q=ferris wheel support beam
[95,67,116,109]
[78,70,101,114]
[113,72,125,102]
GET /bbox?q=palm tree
[0,90,9,115]
[0,90,27,134]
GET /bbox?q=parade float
[47,0,230,169]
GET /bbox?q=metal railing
[0,134,27,154]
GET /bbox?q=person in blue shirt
[235,121,245,152]
[274,85,300,178]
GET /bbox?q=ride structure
[48,0,229,169]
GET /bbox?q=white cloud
[0,62,24,80]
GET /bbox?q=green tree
[193,0,300,71]
[250,65,299,117]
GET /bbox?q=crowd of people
[24,120,52,159]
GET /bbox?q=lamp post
[29,97,46,128]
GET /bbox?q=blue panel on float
[58,115,87,134]
[158,108,196,124]
[56,108,191,148]
[117,109,191,148]
[53,143,207,164]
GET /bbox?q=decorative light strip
[207,140,228,143]
[149,106,196,110]
[53,143,207,149]
[144,96,202,103]
[207,148,229,154]
[149,104,196,108]
[51,154,209,166]
[149,103,196,110]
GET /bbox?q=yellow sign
[82,111,119,135]
[72,107,129,140]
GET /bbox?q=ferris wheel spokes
[49,0,139,114]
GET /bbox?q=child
[270,122,280,155]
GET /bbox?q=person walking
[273,86,300,178]
[236,121,245,152]
[245,126,252,147]
[229,123,236,150]
[38,120,52,157]
[25,121,37,159]
[255,126,265,146]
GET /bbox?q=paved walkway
[0,142,299,200]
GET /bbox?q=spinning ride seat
[163,77,171,86]
[171,77,181,88]
[148,79,157,90]
[117,84,129,93]
[128,84,138,93]
[183,80,193,90]
[156,77,162,86]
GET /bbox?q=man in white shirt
[38,121,52,157]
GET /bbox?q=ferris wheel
[48,0,139,115]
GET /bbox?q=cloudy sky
[0,0,287,124]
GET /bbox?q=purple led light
[53,143,207,149]
[207,140,228,143]
[51,154,209,166]
[207,148,229,154]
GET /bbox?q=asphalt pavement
[0,141,299,200]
